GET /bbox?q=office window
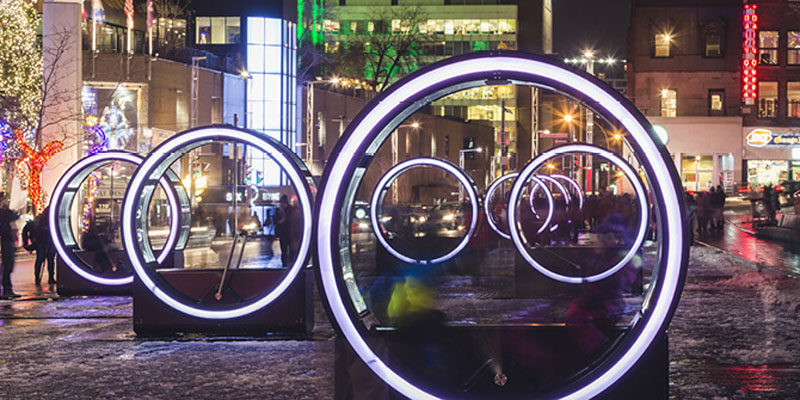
[788,82,800,118]
[709,89,724,116]
[789,31,800,65]
[758,81,778,118]
[703,24,722,57]
[660,89,677,117]
[195,17,240,44]
[654,33,671,57]
[759,31,779,65]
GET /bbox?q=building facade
[629,0,800,192]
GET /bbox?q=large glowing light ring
[510,144,649,284]
[49,151,187,286]
[315,52,687,400]
[485,173,554,240]
[121,125,314,320]
[551,174,584,210]
[370,157,480,264]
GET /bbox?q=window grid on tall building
[660,89,677,117]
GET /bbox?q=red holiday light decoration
[742,2,758,104]
[14,129,64,214]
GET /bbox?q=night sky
[553,0,631,59]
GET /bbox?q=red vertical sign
[742,3,758,105]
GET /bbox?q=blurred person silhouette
[34,207,56,285]
[275,195,293,266]
[0,196,20,299]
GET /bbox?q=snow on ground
[669,245,800,399]
[0,245,798,399]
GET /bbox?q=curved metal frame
[49,151,189,286]
[121,125,315,320]
[313,51,688,400]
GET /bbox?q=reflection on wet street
[698,211,800,276]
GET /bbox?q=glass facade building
[246,17,298,186]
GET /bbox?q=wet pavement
[0,241,798,398]
[697,205,800,277]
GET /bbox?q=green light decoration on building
[298,0,324,46]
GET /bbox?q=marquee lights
[742,3,758,104]
[121,126,315,320]
[49,151,185,286]
[314,52,688,400]
[369,157,479,264]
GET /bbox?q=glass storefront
[747,160,788,189]
[681,155,714,191]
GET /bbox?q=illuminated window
[323,19,340,33]
[703,24,722,57]
[660,89,677,117]
[758,81,778,118]
[709,89,724,115]
[758,31,779,65]
[654,33,671,57]
[789,31,800,65]
[195,17,240,44]
[788,82,800,118]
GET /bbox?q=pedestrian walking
[276,195,293,267]
[0,197,20,299]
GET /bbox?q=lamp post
[392,122,421,204]
[305,77,340,176]
[459,147,483,201]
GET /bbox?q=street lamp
[391,122,422,203]
[459,147,483,200]
[305,77,341,175]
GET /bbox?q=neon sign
[743,3,758,104]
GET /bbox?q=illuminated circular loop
[510,144,649,284]
[49,151,188,286]
[485,173,553,240]
[315,52,687,400]
[551,173,584,210]
[121,125,314,320]
[370,157,480,265]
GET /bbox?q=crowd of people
[684,185,727,243]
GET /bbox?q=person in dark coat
[33,207,56,285]
[275,195,293,267]
[0,198,20,298]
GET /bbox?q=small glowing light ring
[510,144,649,284]
[551,174,584,210]
[530,174,570,213]
[121,125,315,320]
[315,52,687,400]
[370,157,480,264]
[484,173,517,239]
[49,151,185,286]
[486,174,554,239]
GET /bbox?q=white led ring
[49,151,187,286]
[369,157,480,264]
[485,173,554,239]
[551,174,584,210]
[509,144,649,284]
[121,125,315,320]
[315,52,687,400]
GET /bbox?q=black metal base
[334,326,668,400]
[133,267,314,337]
[56,254,131,296]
